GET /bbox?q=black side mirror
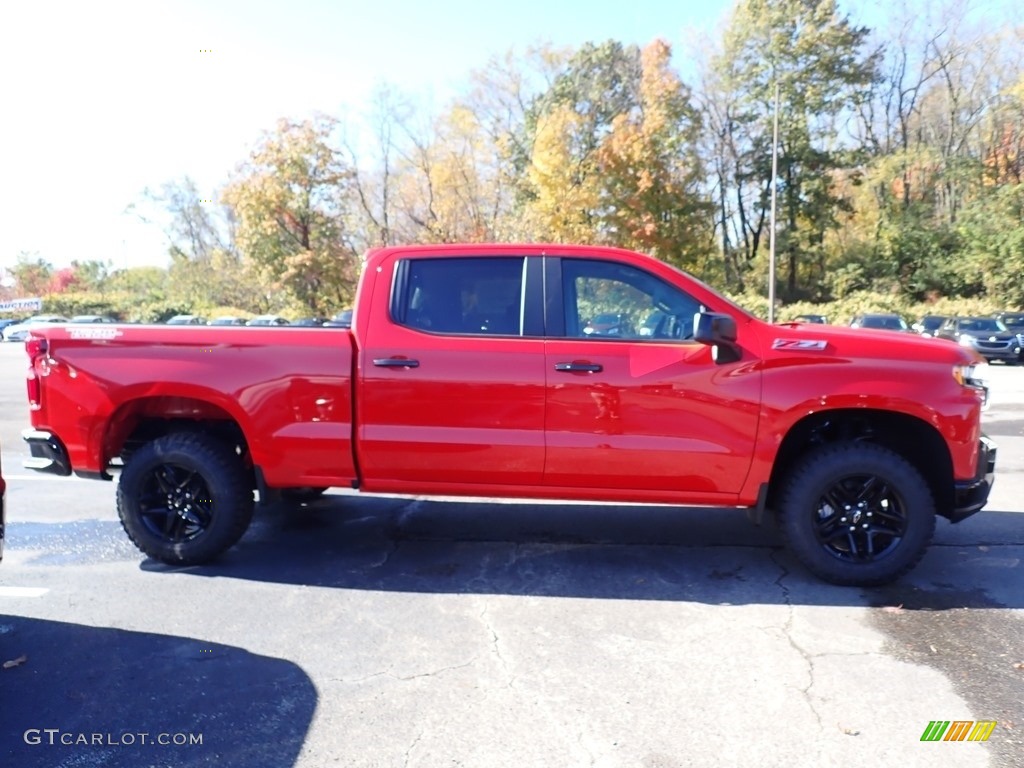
[694,311,741,363]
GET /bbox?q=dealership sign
[0,297,43,312]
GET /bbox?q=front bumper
[950,435,997,522]
[968,341,1020,361]
[22,429,72,476]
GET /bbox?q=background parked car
[0,318,25,335]
[995,311,1024,331]
[849,313,912,332]
[583,312,632,336]
[934,316,1021,364]
[994,311,1024,361]
[794,314,828,324]
[292,317,329,326]
[70,315,116,323]
[207,316,246,326]
[245,315,291,326]
[323,310,353,328]
[165,314,206,325]
[2,314,71,342]
[911,315,949,337]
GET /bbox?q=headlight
[958,336,974,346]
[954,362,990,407]
[953,362,989,386]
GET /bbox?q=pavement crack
[403,730,423,768]
[392,659,475,681]
[479,604,515,688]
[338,660,475,685]
[770,550,825,734]
[577,730,596,767]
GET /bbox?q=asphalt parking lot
[1,341,1022,767]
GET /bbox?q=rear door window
[393,257,525,336]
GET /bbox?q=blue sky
[0,0,1017,278]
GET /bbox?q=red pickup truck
[21,244,994,586]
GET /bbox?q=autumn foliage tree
[515,40,712,262]
[10,253,53,296]
[596,40,710,270]
[117,4,1021,318]
[223,117,360,315]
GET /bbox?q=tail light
[25,335,48,410]
[25,336,48,359]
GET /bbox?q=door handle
[373,358,420,368]
[554,362,603,373]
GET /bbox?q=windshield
[999,314,1024,328]
[862,316,907,330]
[960,318,1005,333]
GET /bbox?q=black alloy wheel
[777,442,935,586]
[117,432,254,565]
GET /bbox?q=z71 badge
[771,338,829,351]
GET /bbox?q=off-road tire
[777,442,936,587]
[117,432,254,565]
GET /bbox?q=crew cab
[20,244,995,586]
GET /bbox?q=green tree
[955,182,1024,304]
[105,266,168,297]
[70,259,114,293]
[712,0,880,298]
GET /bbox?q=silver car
[1,315,71,342]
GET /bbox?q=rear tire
[117,432,254,565]
[777,442,935,586]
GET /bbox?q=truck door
[357,253,547,491]
[543,257,760,497]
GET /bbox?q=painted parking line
[0,586,50,598]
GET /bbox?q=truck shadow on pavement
[0,616,316,768]
[151,493,1024,610]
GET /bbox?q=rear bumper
[949,435,997,523]
[22,429,72,476]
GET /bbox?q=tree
[393,103,514,243]
[838,3,1024,299]
[223,117,360,314]
[137,177,234,262]
[47,267,81,294]
[517,41,642,241]
[596,40,712,270]
[710,0,880,298]
[104,266,170,305]
[10,252,53,296]
[70,260,114,292]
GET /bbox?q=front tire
[117,432,254,565]
[777,443,935,586]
